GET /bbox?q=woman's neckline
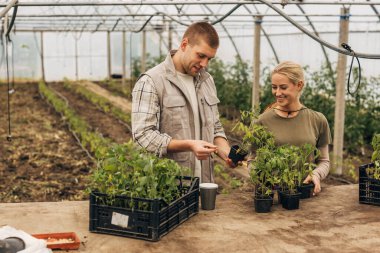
[272,106,307,119]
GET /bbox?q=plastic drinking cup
[199,183,218,210]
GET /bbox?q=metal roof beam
[9,13,380,18]
[2,1,380,7]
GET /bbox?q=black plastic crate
[89,176,199,241]
[359,163,380,206]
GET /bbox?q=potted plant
[275,145,303,210]
[233,110,278,212]
[250,146,278,213]
[295,144,319,199]
[232,110,276,154]
[359,134,380,205]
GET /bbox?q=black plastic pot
[228,145,248,166]
[254,195,273,213]
[274,186,287,205]
[297,183,315,199]
[279,191,302,210]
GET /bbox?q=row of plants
[62,79,131,126]
[39,81,111,159]
[233,109,318,212]
[96,79,132,98]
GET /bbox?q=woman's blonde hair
[271,61,304,85]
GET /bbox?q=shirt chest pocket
[163,96,188,130]
[202,95,220,126]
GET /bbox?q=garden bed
[0,83,94,202]
[48,82,131,144]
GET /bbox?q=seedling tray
[32,232,80,250]
[89,176,199,241]
[359,163,380,206]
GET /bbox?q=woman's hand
[303,175,321,196]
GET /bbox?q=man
[132,22,232,183]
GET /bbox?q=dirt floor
[48,82,131,144]
[0,82,94,202]
[0,81,361,203]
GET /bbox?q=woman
[257,61,332,195]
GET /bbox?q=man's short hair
[182,22,219,49]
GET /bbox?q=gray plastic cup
[200,183,218,210]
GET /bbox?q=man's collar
[164,50,210,83]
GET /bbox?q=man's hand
[189,140,217,160]
[303,175,321,195]
[225,158,237,168]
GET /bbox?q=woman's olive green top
[257,108,332,148]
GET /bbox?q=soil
[0,82,94,202]
[0,81,361,203]
[0,81,134,202]
[48,82,131,144]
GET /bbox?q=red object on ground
[32,232,80,250]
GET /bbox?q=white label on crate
[111,212,129,228]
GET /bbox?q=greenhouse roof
[1,0,379,60]
[1,0,380,78]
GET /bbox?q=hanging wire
[210,4,243,25]
[111,17,121,31]
[5,38,12,142]
[341,43,362,96]
[10,36,14,93]
[3,4,18,142]
[6,2,18,93]
[131,15,155,33]
[253,0,380,59]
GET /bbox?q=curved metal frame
[296,4,333,75]
[243,4,280,64]
[2,0,380,59]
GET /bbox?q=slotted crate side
[359,163,380,206]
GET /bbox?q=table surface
[1,184,379,253]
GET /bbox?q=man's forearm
[167,139,193,152]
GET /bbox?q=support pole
[168,23,173,50]
[159,32,162,58]
[333,7,350,175]
[75,35,79,81]
[122,30,126,87]
[141,30,146,73]
[40,31,45,82]
[107,31,111,79]
[252,15,262,109]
